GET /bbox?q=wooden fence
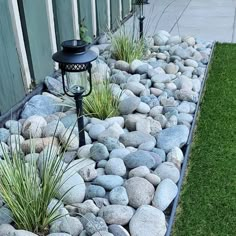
[0,0,133,115]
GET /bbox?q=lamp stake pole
[139,16,145,39]
[74,92,85,147]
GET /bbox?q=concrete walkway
[126,0,236,42]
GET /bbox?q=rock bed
[0,30,212,236]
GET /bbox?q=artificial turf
[172,43,236,236]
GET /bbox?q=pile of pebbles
[0,30,212,236]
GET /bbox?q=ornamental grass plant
[0,129,76,235]
[110,27,145,63]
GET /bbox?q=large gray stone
[152,178,178,211]
[86,185,106,199]
[123,150,156,169]
[93,175,124,190]
[108,224,130,236]
[90,143,109,161]
[156,125,189,152]
[129,205,166,236]
[154,162,180,183]
[124,177,155,208]
[118,97,141,115]
[0,224,15,235]
[109,186,129,205]
[119,131,155,148]
[5,120,22,135]
[21,95,60,119]
[105,158,126,176]
[9,230,38,236]
[57,172,86,204]
[98,205,134,225]
[0,207,13,224]
[0,128,10,143]
[85,216,108,236]
[45,76,64,95]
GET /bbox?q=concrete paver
[125,0,236,42]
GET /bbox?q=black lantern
[52,40,97,147]
[133,0,149,38]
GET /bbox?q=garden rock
[47,233,71,236]
[79,165,97,181]
[130,60,144,73]
[21,95,60,119]
[118,97,140,115]
[167,147,184,168]
[0,207,13,224]
[109,148,130,160]
[124,82,145,96]
[60,114,77,128]
[151,74,171,83]
[98,205,134,225]
[153,32,169,46]
[51,216,83,236]
[42,120,65,137]
[98,123,124,141]
[129,205,166,236]
[136,102,150,113]
[0,224,15,235]
[154,162,180,183]
[57,172,86,204]
[105,117,125,128]
[115,60,130,72]
[123,150,156,169]
[152,178,178,211]
[108,224,130,236]
[22,115,47,139]
[119,131,155,147]
[86,185,106,199]
[0,128,10,143]
[185,59,198,67]
[85,216,108,236]
[92,232,113,236]
[124,177,155,208]
[175,89,199,102]
[77,144,93,159]
[93,175,124,190]
[128,166,150,178]
[5,120,22,134]
[45,76,64,95]
[73,200,100,215]
[105,158,126,176]
[183,36,195,46]
[89,124,106,140]
[90,143,109,161]
[9,230,38,236]
[165,63,179,74]
[109,186,129,205]
[156,125,189,152]
[59,130,79,151]
[145,173,161,186]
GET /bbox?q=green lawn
[172,43,236,236]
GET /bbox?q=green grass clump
[83,80,120,120]
[0,140,72,235]
[111,29,145,63]
[172,43,236,236]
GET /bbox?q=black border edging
[165,41,217,236]
[0,84,45,127]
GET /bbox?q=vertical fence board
[110,0,120,30]
[18,0,54,84]
[122,0,130,18]
[53,0,75,48]
[0,0,25,114]
[96,0,108,35]
[77,0,94,38]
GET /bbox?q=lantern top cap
[52,39,98,66]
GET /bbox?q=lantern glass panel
[65,71,89,94]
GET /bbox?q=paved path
[125,0,236,42]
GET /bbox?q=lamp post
[134,0,149,39]
[52,40,97,147]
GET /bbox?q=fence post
[8,0,31,91]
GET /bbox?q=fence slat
[110,0,120,30]
[77,0,94,39]
[18,0,54,84]
[0,1,25,114]
[52,0,75,48]
[96,0,108,35]
[122,0,130,18]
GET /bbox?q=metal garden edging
[165,41,217,236]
